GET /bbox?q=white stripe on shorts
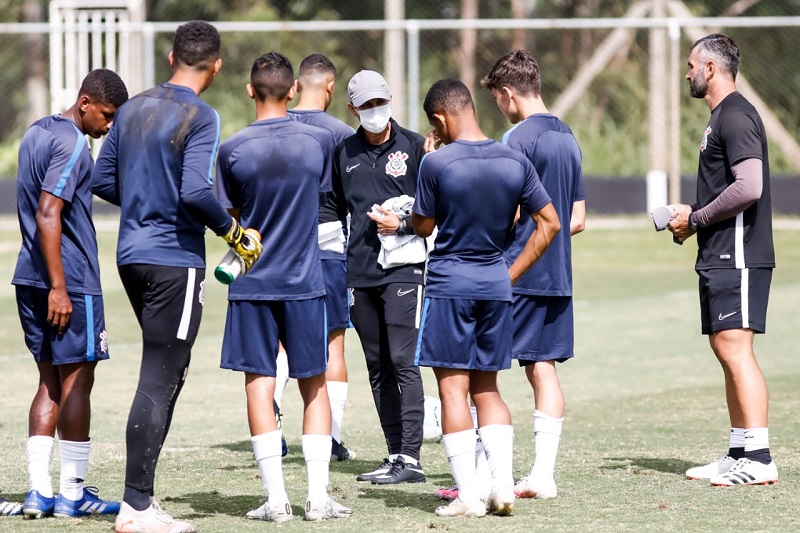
[415,284,423,329]
[734,212,745,268]
[177,268,196,340]
[740,268,750,329]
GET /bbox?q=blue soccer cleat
[23,490,56,519]
[53,486,120,517]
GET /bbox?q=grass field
[1,215,799,532]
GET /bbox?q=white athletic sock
[26,436,55,497]
[478,424,514,489]
[399,454,418,466]
[470,407,491,498]
[730,427,745,453]
[302,434,331,505]
[744,427,769,453]
[59,439,90,500]
[530,410,563,481]
[442,429,480,503]
[274,350,290,411]
[327,381,348,443]
[252,431,288,506]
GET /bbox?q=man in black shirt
[668,33,776,486]
[324,70,426,484]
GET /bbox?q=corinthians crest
[700,126,712,152]
[386,151,409,177]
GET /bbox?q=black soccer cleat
[371,457,426,485]
[331,439,356,461]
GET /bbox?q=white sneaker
[486,487,514,516]
[709,458,778,486]
[303,497,352,521]
[685,455,737,480]
[514,476,558,499]
[246,500,293,522]
[114,501,197,533]
[434,497,487,517]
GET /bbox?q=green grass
[1,215,799,532]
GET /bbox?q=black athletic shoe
[331,439,356,461]
[371,457,426,485]
[356,458,393,482]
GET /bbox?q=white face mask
[358,104,392,134]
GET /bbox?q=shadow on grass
[166,491,263,519]
[602,456,695,475]
[356,485,439,513]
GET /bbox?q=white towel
[318,221,345,253]
[374,195,427,269]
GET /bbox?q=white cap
[347,70,391,107]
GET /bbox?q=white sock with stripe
[26,436,55,498]
[59,439,90,501]
[470,407,492,499]
[252,431,288,506]
[478,424,515,489]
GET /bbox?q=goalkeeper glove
[222,218,264,274]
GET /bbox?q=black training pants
[118,264,204,510]
[349,283,424,460]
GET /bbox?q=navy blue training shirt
[288,109,355,261]
[216,116,334,300]
[502,114,585,296]
[13,115,102,295]
[414,139,551,301]
[91,83,231,268]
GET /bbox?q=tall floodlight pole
[384,0,406,125]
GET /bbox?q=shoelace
[83,486,102,499]
[726,458,751,473]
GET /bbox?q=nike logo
[718,311,737,320]
[397,288,415,297]
[346,163,360,173]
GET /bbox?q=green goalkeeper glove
[222,218,264,274]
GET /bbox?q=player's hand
[48,287,72,334]
[666,203,694,242]
[424,130,442,153]
[368,205,401,235]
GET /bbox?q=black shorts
[698,268,771,335]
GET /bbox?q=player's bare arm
[571,200,586,235]
[509,201,560,284]
[410,212,435,239]
[35,191,72,333]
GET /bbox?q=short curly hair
[79,68,128,108]
[172,20,220,71]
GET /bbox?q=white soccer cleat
[709,458,778,487]
[114,501,197,533]
[486,487,515,516]
[303,497,352,521]
[685,455,737,480]
[514,476,558,499]
[246,500,293,522]
[434,497,487,517]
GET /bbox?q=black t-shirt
[695,92,774,270]
[326,119,426,287]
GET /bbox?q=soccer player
[327,70,427,484]
[481,49,586,499]
[412,79,559,517]
[216,52,351,522]
[288,53,356,462]
[13,68,127,519]
[667,33,777,486]
[91,21,261,532]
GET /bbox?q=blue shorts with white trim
[15,285,109,365]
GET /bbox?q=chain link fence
[2,10,800,214]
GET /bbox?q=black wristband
[688,211,699,231]
[396,216,408,237]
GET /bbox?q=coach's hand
[48,286,72,334]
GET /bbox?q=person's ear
[348,103,360,119]
[246,83,255,100]
[168,51,174,68]
[287,83,297,101]
[77,94,92,113]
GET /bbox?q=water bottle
[214,229,262,285]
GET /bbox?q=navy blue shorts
[512,294,574,364]
[15,285,109,365]
[698,268,771,335]
[221,297,328,379]
[415,297,512,371]
[322,258,349,332]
